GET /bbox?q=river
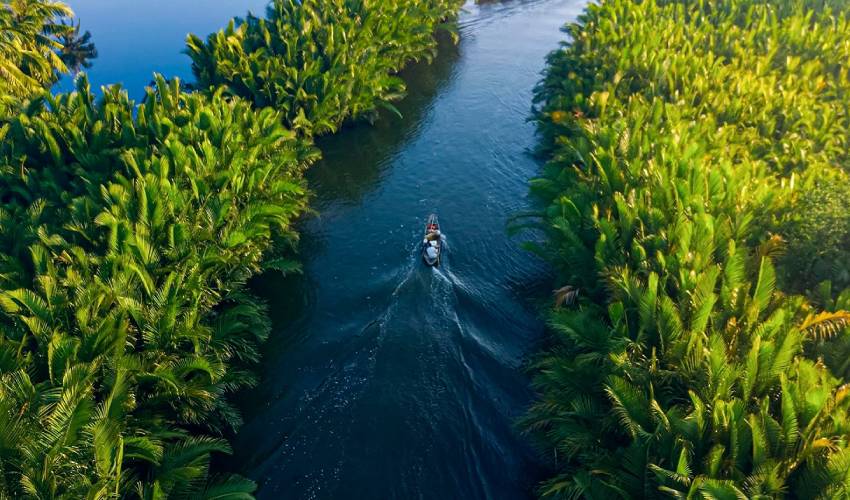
[58,0,585,498]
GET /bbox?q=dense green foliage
[775,178,850,294]
[0,0,72,117]
[526,0,850,497]
[0,0,98,118]
[187,0,464,135]
[0,74,315,498]
[0,0,463,496]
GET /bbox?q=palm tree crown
[58,19,96,74]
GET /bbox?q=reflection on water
[58,0,269,96]
[309,32,462,207]
[234,1,586,498]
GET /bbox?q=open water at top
[60,0,586,497]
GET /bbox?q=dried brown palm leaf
[553,285,580,307]
[800,310,850,340]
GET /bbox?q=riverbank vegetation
[0,0,70,117]
[0,0,461,496]
[187,0,463,135]
[526,0,850,497]
[0,74,313,498]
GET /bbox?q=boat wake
[247,241,527,498]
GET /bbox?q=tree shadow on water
[307,30,462,208]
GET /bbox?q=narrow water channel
[59,0,585,497]
[236,1,585,498]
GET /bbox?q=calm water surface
[58,0,268,95]
[62,0,586,498]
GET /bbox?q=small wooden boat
[422,214,442,267]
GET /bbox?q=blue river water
[56,0,268,95]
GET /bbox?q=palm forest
[1,0,850,498]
